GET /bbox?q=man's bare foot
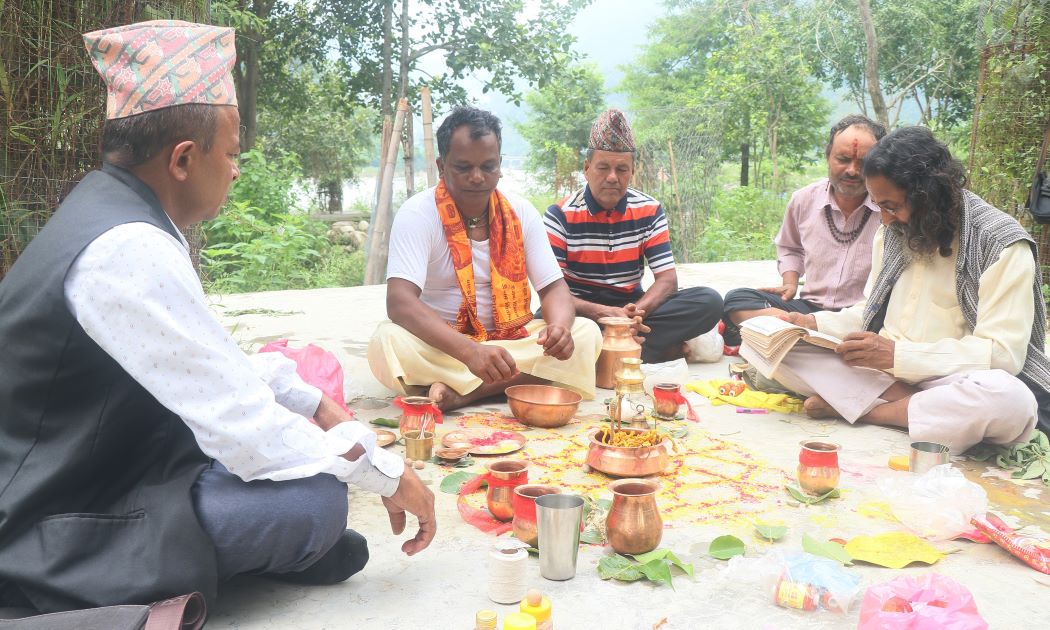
[428,382,467,411]
[803,395,843,419]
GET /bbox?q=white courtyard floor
[203,261,1049,629]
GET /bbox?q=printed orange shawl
[435,180,532,341]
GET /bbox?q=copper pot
[797,440,840,495]
[585,428,671,477]
[485,459,529,521]
[606,478,663,555]
[505,384,581,428]
[596,317,642,389]
[511,484,559,546]
[652,383,682,419]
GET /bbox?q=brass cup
[606,478,663,555]
[403,430,434,461]
[797,440,841,495]
[485,459,529,522]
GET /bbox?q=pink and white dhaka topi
[83,19,237,120]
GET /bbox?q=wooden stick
[667,138,687,263]
[421,86,438,187]
[364,98,409,285]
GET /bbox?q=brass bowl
[434,447,469,463]
[586,428,671,477]
[505,384,581,428]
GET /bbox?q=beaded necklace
[823,206,871,244]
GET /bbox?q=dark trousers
[191,461,351,581]
[636,287,724,363]
[721,287,825,345]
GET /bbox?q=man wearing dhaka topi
[368,106,602,411]
[0,20,433,616]
[545,109,723,364]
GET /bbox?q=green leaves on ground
[580,497,612,545]
[598,549,694,588]
[370,417,400,428]
[438,471,478,494]
[802,533,853,565]
[708,535,746,560]
[785,484,841,505]
[969,430,1050,485]
[754,521,788,541]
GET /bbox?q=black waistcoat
[0,164,217,612]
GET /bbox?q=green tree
[516,64,607,196]
[622,0,829,189]
[258,65,375,213]
[802,0,981,129]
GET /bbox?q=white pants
[367,317,602,399]
[772,344,1037,454]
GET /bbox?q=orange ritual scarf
[435,180,532,341]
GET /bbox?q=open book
[738,316,842,375]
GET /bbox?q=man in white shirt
[749,127,1048,454]
[368,107,602,411]
[0,21,433,614]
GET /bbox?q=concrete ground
[204,261,1050,629]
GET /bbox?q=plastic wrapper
[641,358,690,395]
[971,512,1050,574]
[858,573,988,630]
[721,551,861,614]
[876,464,987,540]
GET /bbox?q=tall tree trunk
[232,0,275,151]
[325,180,342,214]
[403,113,416,196]
[740,108,751,187]
[857,0,890,128]
[380,0,393,119]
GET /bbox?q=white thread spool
[487,541,528,604]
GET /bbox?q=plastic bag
[259,339,350,413]
[876,465,987,541]
[641,358,690,394]
[684,325,724,363]
[858,573,988,630]
[721,551,861,614]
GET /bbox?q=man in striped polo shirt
[545,109,723,365]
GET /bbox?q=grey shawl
[861,190,1050,424]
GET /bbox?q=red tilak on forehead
[851,139,859,159]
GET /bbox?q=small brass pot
[511,484,559,547]
[652,383,682,419]
[606,478,663,555]
[485,459,529,522]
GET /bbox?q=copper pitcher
[485,459,529,521]
[606,478,663,555]
[596,316,642,389]
[511,484,559,546]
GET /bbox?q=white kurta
[756,226,1038,453]
[65,221,403,496]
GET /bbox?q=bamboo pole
[403,111,416,197]
[421,87,438,186]
[364,99,409,285]
[667,138,688,263]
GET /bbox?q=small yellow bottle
[519,589,553,630]
[475,610,498,630]
[502,612,537,630]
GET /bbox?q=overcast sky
[473,0,663,155]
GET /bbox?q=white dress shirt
[65,220,403,496]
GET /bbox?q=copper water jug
[596,316,642,389]
[606,477,662,555]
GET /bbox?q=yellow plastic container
[519,589,552,629]
[503,612,537,630]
